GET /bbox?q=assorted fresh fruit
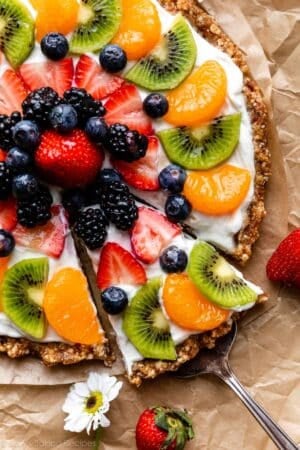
[266,229,300,289]
[0,0,260,356]
[136,407,194,450]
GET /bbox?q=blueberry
[165,194,192,223]
[41,32,69,61]
[100,44,127,73]
[61,188,86,221]
[101,287,128,315]
[159,164,187,193]
[0,230,15,257]
[143,93,169,119]
[97,169,122,184]
[50,104,78,134]
[12,173,39,200]
[6,147,34,175]
[13,120,40,152]
[160,245,188,273]
[85,117,108,143]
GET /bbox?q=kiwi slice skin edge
[70,0,122,54]
[2,258,49,340]
[158,114,242,170]
[125,14,197,91]
[0,0,35,69]
[122,278,177,361]
[188,242,258,310]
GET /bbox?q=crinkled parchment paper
[0,1,299,448]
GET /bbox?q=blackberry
[63,88,106,126]
[100,181,138,231]
[0,162,12,200]
[17,184,53,228]
[105,124,148,162]
[22,87,61,128]
[0,112,22,150]
[74,208,108,250]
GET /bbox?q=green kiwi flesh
[188,242,258,310]
[123,278,177,361]
[0,0,35,68]
[125,14,196,91]
[158,114,242,170]
[70,0,122,54]
[2,258,49,339]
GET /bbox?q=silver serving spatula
[176,321,299,450]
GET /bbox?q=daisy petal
[99,414,111,428]
[74,382,90,397]
[106,381,123,402]
[64,412,90,433]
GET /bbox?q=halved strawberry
[19,59,74,96]
[112,136,159,191]
[0,199,17,231]
[131,207,181,264]
[97,242,147,290]
[105,83,153,135]
[13,206,67,258]
[0,69,28,115]
[75,54,124,100]
[0,150,6,162]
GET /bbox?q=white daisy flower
[63,372,123,435]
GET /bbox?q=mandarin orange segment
[31,0,79,41]
[44,268,104,345]
[112,0,161,60]
[165,60,227,127]
[183,164,252,215]
[162,273,229,331]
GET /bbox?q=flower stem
[93,427,102,450]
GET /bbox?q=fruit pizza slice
[73,181,266,385]
[0,200,113,367]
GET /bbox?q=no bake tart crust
[0,0,270,371]
[128,0,271,385]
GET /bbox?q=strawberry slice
[105,83,153,135]
[131,207,181,264]
[75,54,124,100]
[113,136,160,191]
[13,206,67,258]
[19,59,74,96]
[97,242,147,290]
[0,69,28,115]
[0,199,17,231]
[0,150,6,162]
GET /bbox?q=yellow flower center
[84,391,104,414]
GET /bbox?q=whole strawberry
[136,407,194,450]
[266,229,300,288]
[35,130,104,188]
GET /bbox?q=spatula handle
[218,363,299,450]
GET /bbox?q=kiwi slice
[188,242,258,310]
[158,114,242,170]
[2,258,49,339]
[125,14,196,91]
[70,0,122,54]
[0,0,35,68]
[123,278,177,361]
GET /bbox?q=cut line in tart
[0,0,270,381]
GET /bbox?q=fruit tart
[0,0,269,378]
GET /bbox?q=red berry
[0,69,28,115]
[266,229,300,289]
[112,136,160,191]
[75,54,124,100]
[0,150,6,162]
[35,130,104,188]
[97,242,147,290]
[20,59,74,96]
[131,207,181,264]
[105,83,153,135]
[136,407,194,450]
[0,199,17,231]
